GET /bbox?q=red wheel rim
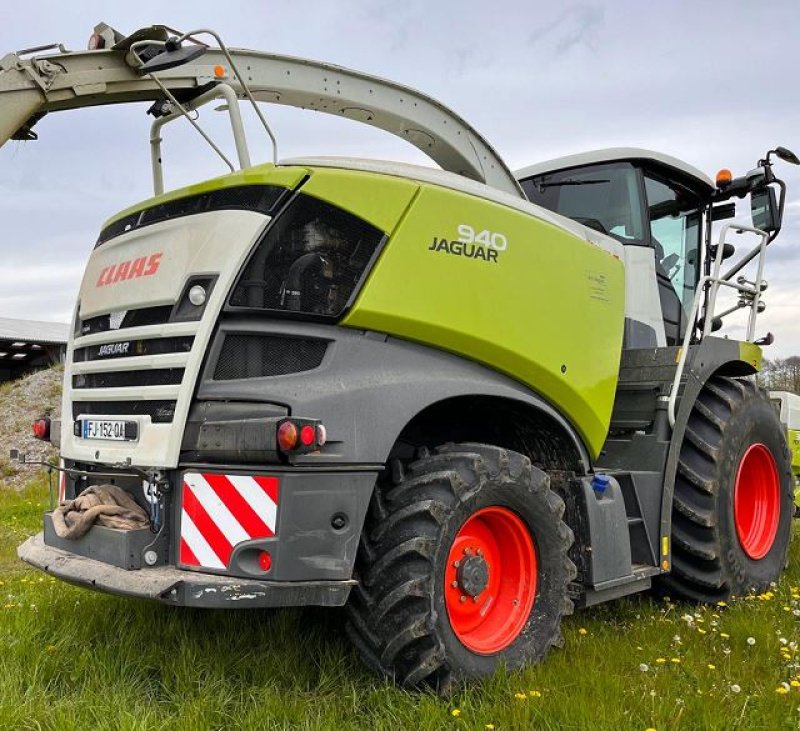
[734,443,780,560]
[444,506,536,654]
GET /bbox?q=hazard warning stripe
[203,472,272,537]
[227,475,278,532]
[179,472,280,570]
[180,510,226,569]
[184,473,250,547]
[179,537,200,567]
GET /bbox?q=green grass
[1,477,799,730]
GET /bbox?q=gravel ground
[0,366,62,490]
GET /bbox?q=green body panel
[102,163,309,230]
[300,168,419,235]
[99,163,623,457]
[738,341,763,371]
[343,183,626,457]
[788,428,800,473]
[788,428,800,508]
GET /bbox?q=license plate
[80,419,138,441]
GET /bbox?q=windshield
[521,162,645,243]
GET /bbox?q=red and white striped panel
[179,472,279,570]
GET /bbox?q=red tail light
[32,418,50,441]
[300,425,315,446]
[276,418,326,455]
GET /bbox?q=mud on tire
[661,376,793,603]
[345,442,576,691]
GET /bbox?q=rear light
[258,550,272,572]
[32,418,50,441]
[277,421,299,451]
[87,33,104,50]
[300,425,315,446]
[276,418,326,456]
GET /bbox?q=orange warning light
[214,65,226,78]
[716,168,733,187]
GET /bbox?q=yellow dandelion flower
[45,645,56,653]
[528,690,542,698]
[655,657,666,664]
[514,692,528,701]
[790,680,800,688]
[716,601,727,608]
[720,633,730,639]
[707,664,716,670]
[775,687,789,695]
[451,709,461,717]
[670,658,681,664]
[578,628,588,635]
[485,726,495,730]
[697,628,707,635]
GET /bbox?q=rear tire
[661,376,793,602]
[346,443,575,691]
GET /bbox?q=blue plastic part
[591,473,610,494]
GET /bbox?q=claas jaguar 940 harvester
[3,23,797,690]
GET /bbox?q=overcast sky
[1,2,799,356]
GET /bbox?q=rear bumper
[18,533,354,608]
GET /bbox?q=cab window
[644,175,702,314]
[521,163,645,243]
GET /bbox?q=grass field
[1,475,799,730]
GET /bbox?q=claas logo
[96,253,162,287]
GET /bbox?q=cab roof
[514,148,715,193]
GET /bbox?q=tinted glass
[645,176,702,313]
[521,163,645,242]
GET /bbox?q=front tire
[662,377,793,602]
[346,443,575,691]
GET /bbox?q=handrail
[149,83,251,195]
[668,223,769,427]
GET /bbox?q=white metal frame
[668,223,770,426]
[149,83,251,195]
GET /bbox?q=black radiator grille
[214,335,328,380]
[73,336,194,362]
[78,306,174,336]
[72,400,177,423]
[72,369,184,390]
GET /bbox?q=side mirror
[751,186,780,233]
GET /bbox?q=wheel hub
[734,442,780,560]
[444,506,537,655]
[456,554,489,597]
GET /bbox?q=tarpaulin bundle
[52,484,150,539]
